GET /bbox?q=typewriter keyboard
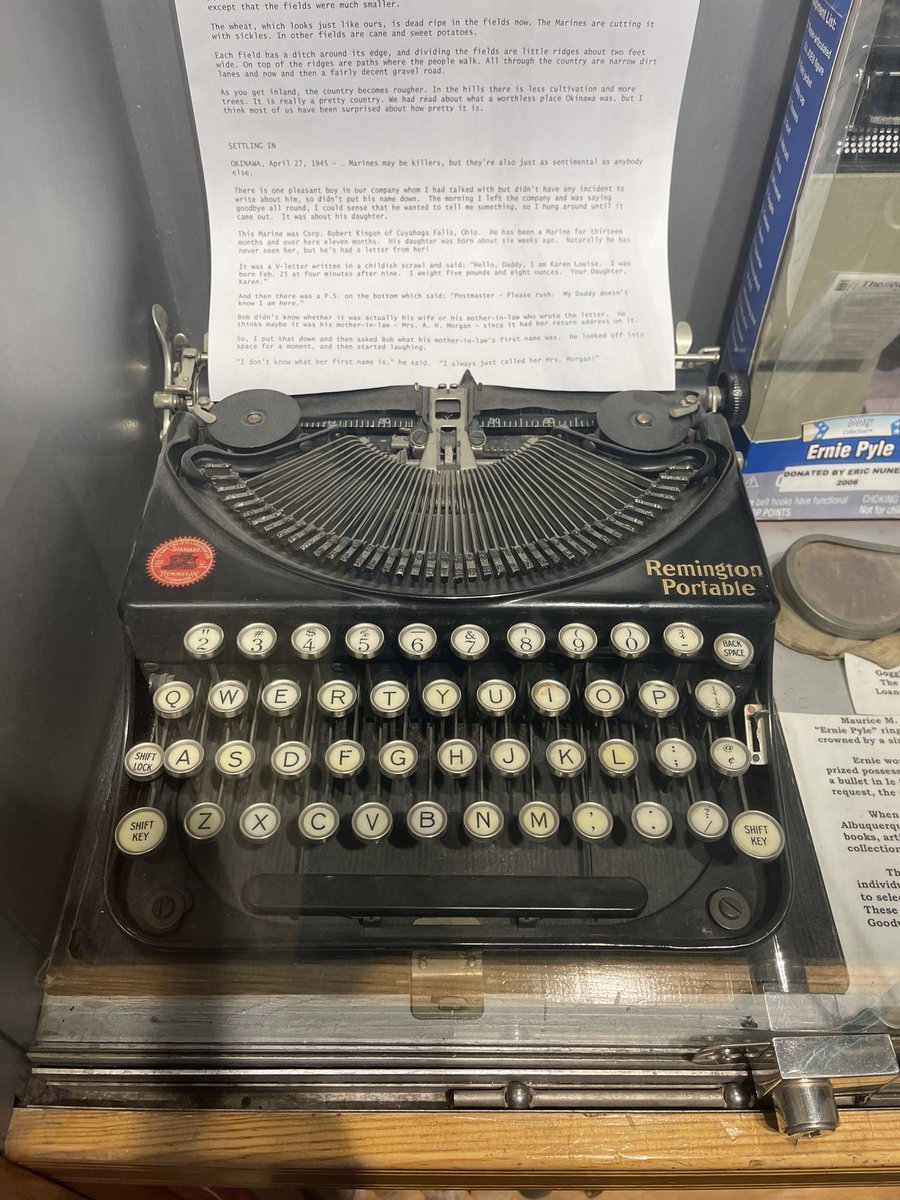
[112,617,786,947]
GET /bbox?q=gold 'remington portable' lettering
[644,559,764,597]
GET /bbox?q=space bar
[243,874,647,918]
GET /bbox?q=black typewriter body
[102,377,816,954]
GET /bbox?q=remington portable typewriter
[98,313,827,954]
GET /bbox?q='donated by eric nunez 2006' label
[645,558,764,598]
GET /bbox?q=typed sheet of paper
[174,0,699,398]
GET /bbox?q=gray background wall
[0,0,808,1137]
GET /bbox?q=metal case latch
[410,949,484,1019]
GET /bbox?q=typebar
[243,874,648,918]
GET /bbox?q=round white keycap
[610,622,650,659]
[450,623,490,660]
[713,632,754,671]
[437,737,478,777]
[398,622,437,661]
[345,622,385,660]
[237,622,277,660]
[183,622,225,660]
[583,679,626,718]
[270,740,312,779]
[518,801,559,840]
[207,679,249,719]
[631,801,673,841]
[325,739,366,778]
[153,681,194,720]
[506,622,545,660]
[490,737,530,778]
[261,679,302,717]
[183,802,226,841]
[476,679,517,718]
[663,621,704,659]
[730,810,785,861]
[421,679,461,718]
[299,802,340,842]
[463,800,505,841]
[654,737,697,778]
[693,678,737,719]
[638,679,680,719]
[215,739,256,778]
[709,737,752,778]
[317,679,358,718]
[686,801,729,842]
[124,742,165,781]
[369,680,410,719]
[407,801,448,841]
[598,738,638,778]
[352,801,393,842]
[240,802,281,841]
[115,807,167,855]
[545,738,587,778]
[163,738,205,778]
[378,739,418,779]
[572,801,614,842]
[530,679,571,718]
[291,621,331,660]
[558,623,598,660]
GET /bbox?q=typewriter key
[163,738,205,778]
[546,738,587,778]
[183,622,225,660]
[325,739,366,778]
[237,622,277,660]
[713,633,754,671]
[345,623,385,660]
[378,739,418,779]
[239,802,281,841]
[506,622,545,660]
[437,737,478,777]
[654,737,696,778]
[352,802,393,842]
[530,679,571,719]
[686,801,728,843]
[398,622,437,661]
[207,679,250,719]
[518,801,559,841]
[558,623,598,660]
[489,737,530,778]
[709,737,752,778]
[730,810,784,861]
[450,623,489,660]
[317,679,358,718]
[215,739,256,778]
[123,742,165,781]
[631,801,673,841]
[663,621,703,659]
[476,679,516,719]
[291,621,331,661]
[421,679,461,718]
[407,801,448,841]
[183,802,226,841]
[583,679,626,718]
[152,681,194,720]
[610,622,650,659]
[572,801,614,842]
[638,680,680,719]
[598,738,638,778]
[369,680,410,719]
[261,679,302,717]
[115,807,167,856]
[270,741,311,779]
[463,801,505,842]
[299,802,340,843]
[693,678,736,719]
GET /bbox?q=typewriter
[102,314,822,954]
